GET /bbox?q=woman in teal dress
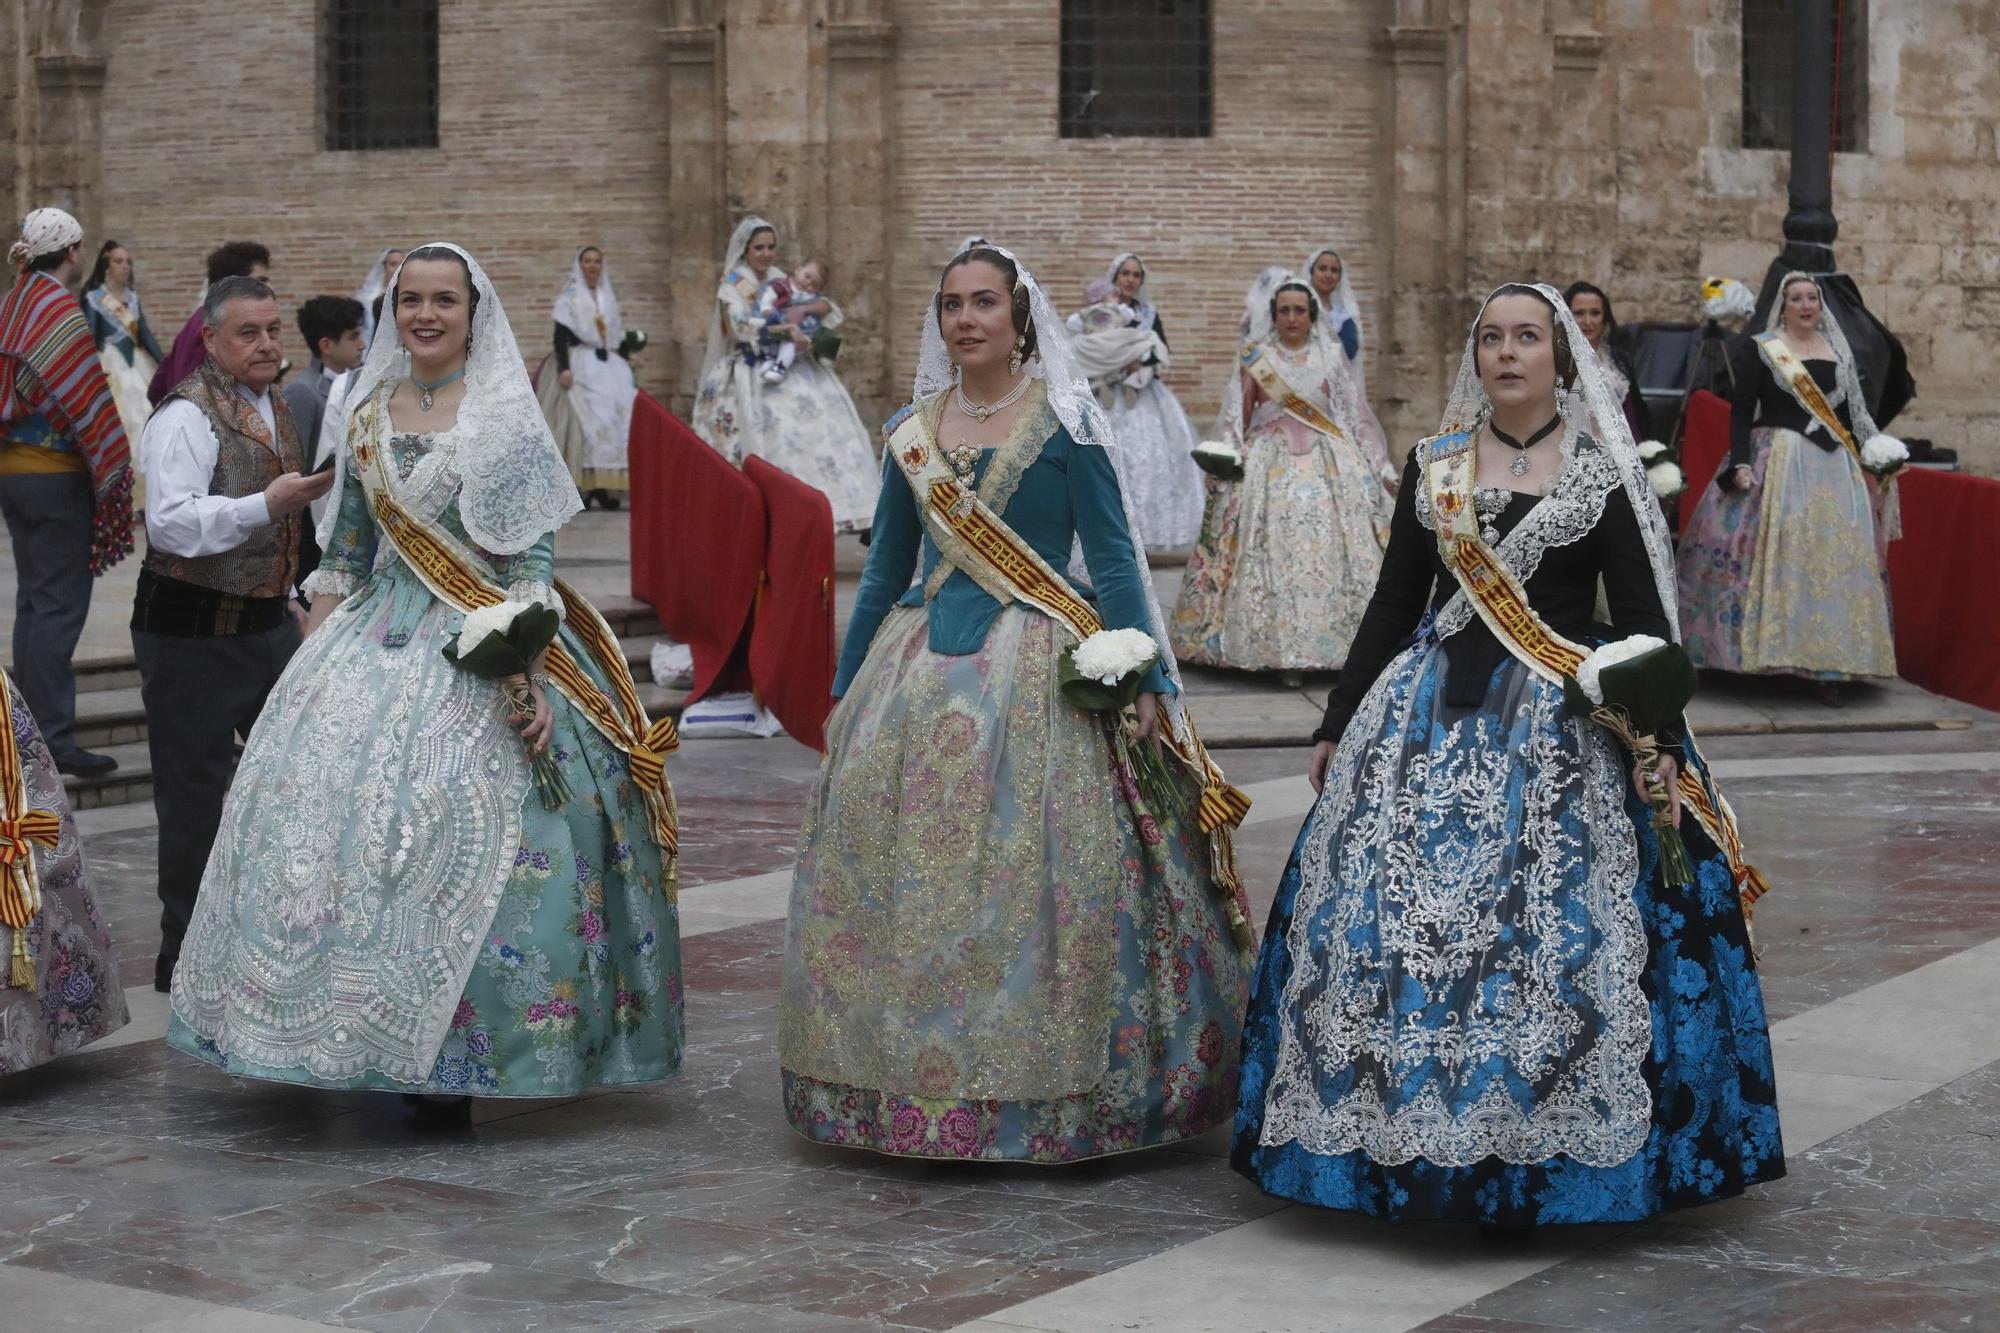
[167,244,683,1115]
[779,243,1249,1162]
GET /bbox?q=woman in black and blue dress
[1232,283,1784,1227]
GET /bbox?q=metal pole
[1780,0,1837,271]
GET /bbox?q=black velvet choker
[1490,414,1562,451]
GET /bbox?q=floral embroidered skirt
[1677,426,1896,680]
[0,683,129,1073]
[167,574,683,1097]
[781,605,1247,1162]
[1232,643,1785,1225]
[1171,421,1386,672]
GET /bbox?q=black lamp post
[1754,0,1914,426]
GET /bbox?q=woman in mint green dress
[167,244,683,1113]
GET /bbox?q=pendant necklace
[412,367,465,411]
[1490,413,1562,477]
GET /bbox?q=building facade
[5,1,1994,470]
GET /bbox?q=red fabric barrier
[1888,466,2000,714]
[1679,388,1731,530]
[627,392,761,701]
[743,456,837,752]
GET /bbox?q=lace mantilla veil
[1765,270,1888,444]
[1101,251,1156,330]
[698,215,776,387]
[319,240,583,556]
[1433,281,1681,638]
[552,245,626,351]
[913,240,1192,730]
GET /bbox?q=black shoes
[54,749,117,778]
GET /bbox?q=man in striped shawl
[0,207,135,778]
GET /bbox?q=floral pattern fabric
[781,605,1246,1161]
[1172,343,1388,671]
[0,682,128,1073]
[690,270,880,532]
[167,428,682,1095]
[1232,647,1785,1224]
[1677,426,1896,680]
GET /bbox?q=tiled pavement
[6,517,2000,1330]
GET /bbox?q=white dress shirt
[140,385,278,559]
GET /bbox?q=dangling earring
[465,327,475,354]
[1554,380,1574,421]
[1008,335,1025,376]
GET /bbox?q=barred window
[322,0,440,152]
[1059,0,1212,140]
[1741,0,1867,152]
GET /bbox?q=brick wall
[93,0,678,398]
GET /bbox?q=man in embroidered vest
[0,207,136,779]
[131,275,333,992]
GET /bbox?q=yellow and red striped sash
[349,389,681,886]
[1423,428,1771,923]
[0,670,62,986]
[1753,333,1862,464]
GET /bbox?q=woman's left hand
[1133,692,1165,752]
[1632,752,1682,824]
[512,674,554,755]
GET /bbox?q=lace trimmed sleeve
[309,456,378,599]
[496,532,563,622]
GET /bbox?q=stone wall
[6,0,1993,471]
[87,0,678,396]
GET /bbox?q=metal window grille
[1741,0,1868,153]
[1059,0,1212,140]
[322,0,440,152]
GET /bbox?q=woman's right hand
[558,370,574,390]
[1728,464,1754,491]
[1309,739,1336,793]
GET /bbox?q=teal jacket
[834,397,1174,699]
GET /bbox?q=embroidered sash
[0,670,62,987]
[93,289,141,345]
[1753,333,1861,463]
[884,397,1254,914]
[349,387,681,881]
[1242,343,1345,441]
[1422,429,1771,922]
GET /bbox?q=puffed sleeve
[1070,434,1173,697]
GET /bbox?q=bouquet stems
[503,677,573,812]
[1614,718,1694,889]
[1119,707,1187,819]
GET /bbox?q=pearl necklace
[953,372,1030,423]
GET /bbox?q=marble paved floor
[5,712,2000,1332]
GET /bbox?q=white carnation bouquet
[1564,634,1699,888]
[443,599,570,809]
[1190,439,1244,482]
[1646,459,1686,499]
[1060,628,1180,814]
[1701,277,1755,322]
[1860,433,1909,478]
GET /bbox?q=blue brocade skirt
[1232,637,1785,1225]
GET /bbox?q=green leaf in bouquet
[1190,445,1244,482]
[1561,673,1598,720]
[1057,645,1150,715]
[501,604,563,662]
[1593,642,1698,735]
[443,631,532,679]
[811,328,843,362]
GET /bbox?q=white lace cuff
[301,568,359,600]
[507,580,565,622]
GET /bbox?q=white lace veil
[1102,251,1157,330]
[354,247,398,307]
[320,240,583,556]
[699,216,776,386]
[1438,282,1680,635]
[1302,246,1359,339]
[911,241,1191,720]
[552,245,625,351]
[1765,270,1884,443]
[1239,264,1307,344]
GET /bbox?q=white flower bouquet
[1190,439,1244,482]
[443,599,570,809]
[1860,433,1909,478]
[1637,439,1669,462]
[1701,277,1755,321]
[1563,634,1699,888]
[1060,628,1181,815]
[1646,460,1686,499]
